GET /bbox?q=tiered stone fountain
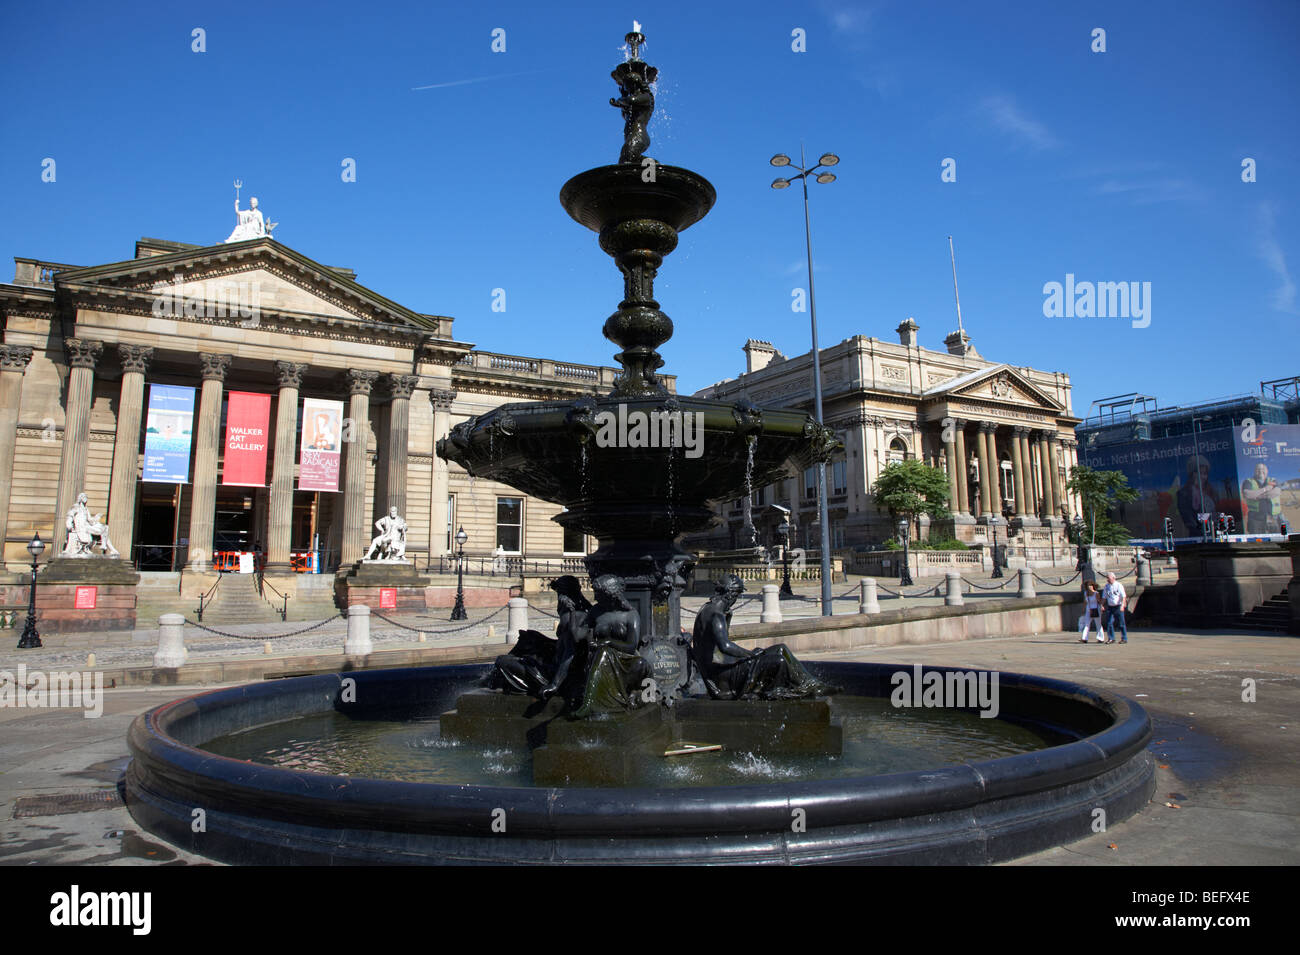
[124,30,1155,865]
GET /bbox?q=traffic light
[1226,516,1236,534]
[1282,518,1290,537]
[1217,514,1227,536]
[1162,517,1173,538]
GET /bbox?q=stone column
[1038,430,1058,519]
[428,388,456,557]
[943,421,960,518]
[266,361,307,573]
[953,419,970,517]
[0,346,34,562]
[386,375,419,518]
[187,353,232,571]
[1046,432,1064,521]
[1010,427,1028,520]
[341,370,378,566]
[1019,427,1040,524]
[54,339,103,552]
[976,421,995,520]
[106,345,154,560]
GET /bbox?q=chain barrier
[875,581,943,598]
[1032,571,1081,587]
[1113,567,1137,580]
[964,576,1017,591]
[183,613,344,640]
[371,604,508,636]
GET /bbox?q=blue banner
[1235,422,1300,534]
[143,385,195,483]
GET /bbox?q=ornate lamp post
[990,516,1004,579]
[771,147,839,617]
[778,519,794,598]
[17,532,45,649]
[450,526,469,621]
[898,518,914,587]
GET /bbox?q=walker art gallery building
[0,220,1079,627]
[0,229,644,626]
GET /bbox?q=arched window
[888,438,907,464]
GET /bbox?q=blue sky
[3,0,1296,418]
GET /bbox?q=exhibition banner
[222,391,272,487]
[1081,427,1241,539]
[143,385,195,483]
[299,397,343,492]
[1234,422,1300,534]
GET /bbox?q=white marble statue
[364,506,408,561]
[63,492,120,558]
[225,197,272,243]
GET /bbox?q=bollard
[760,584,783,623]
[1136,555,1152,586]
[945,571,964,607]
[154,613,188,668]
[1018,567,1036,599]
[507,597,529,640]
[859,577,880,614]
[345,604,372,656]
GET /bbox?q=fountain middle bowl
[123,662,1156,865]
[437,394,835,539]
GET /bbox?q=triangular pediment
[54,237,445,333]
[925,364,1063,412]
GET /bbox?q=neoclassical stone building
[0,235,653,583]
[689,320,1083,552]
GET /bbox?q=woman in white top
[1080,580,1103,643]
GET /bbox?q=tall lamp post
[450,526,468,621]
[771,145,839,616]
[17,532,45,649]
[778,519,793,598]
[990,516,1004,579]
[897,518,914,587]
[1192,416,1212,542]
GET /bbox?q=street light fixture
[778,519,793,598]
[897,518,914,587]
[17,532,45,649]
[990,516,1004,579]
[769,144,839,616]
[450,526,468,621]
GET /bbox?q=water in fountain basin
[203,695,1072,790]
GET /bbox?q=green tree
[1065,464,1139,545]
[871,460,951,538]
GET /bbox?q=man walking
[1101,571,1128,644]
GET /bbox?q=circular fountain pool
[124,662,1154,865]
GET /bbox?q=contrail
[412,69,555,91]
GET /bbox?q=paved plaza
[1,563,1293,868]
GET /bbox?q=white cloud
[1258,201,1298,314]
[975,94,1058,151]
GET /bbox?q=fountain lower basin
[124,662,1155,865]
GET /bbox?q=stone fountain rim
[124,662,1154,864]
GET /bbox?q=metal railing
[424,554,589,577]
[257,572,291,621]
[195,570,222,620]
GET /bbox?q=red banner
[223,391,272,487]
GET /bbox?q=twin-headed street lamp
[770,147,839,616]
[450,526,469,621]
[17,532,45,649]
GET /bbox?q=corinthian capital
[0,345,34,373]
[118,343,154,375]
[65,338,103,370]
[199,353,233,381]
